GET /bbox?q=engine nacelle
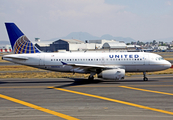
[98,69,125,80]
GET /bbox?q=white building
[158,46,168,51]
[89,40,127,49]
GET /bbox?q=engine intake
[98,69,125,80]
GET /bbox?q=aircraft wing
[61,61,124,72]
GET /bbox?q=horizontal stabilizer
[3,55,28,60]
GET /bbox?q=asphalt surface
[0,75,173,120]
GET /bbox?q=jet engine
[98,69,125,80]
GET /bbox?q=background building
[88,40,127,49]
[35,39,128,52]
[0,45,12,53]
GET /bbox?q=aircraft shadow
[51,78,158,88]
[50,78,118,88]
[0,78,158,88]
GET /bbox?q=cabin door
[144,54,150,65]
[39,54,45,66]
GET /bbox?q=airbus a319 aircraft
[2,23,172,81]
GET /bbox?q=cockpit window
[160,57,164,60]
[156,57,164,61]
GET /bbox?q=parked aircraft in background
[2,23,172,81]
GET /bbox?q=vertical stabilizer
[5,23,40,54]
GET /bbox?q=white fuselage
[3,52,171,73]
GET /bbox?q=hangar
[35,39,127,52]
[89,40,127,49]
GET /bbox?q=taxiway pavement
[0,74,173,120]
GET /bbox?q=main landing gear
[88,75,94,81]
[143,72,148,81]
[88,72,95,81]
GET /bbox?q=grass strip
[0,65,39,71]
[0,72,90,79]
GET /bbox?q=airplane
[2,23,172,81]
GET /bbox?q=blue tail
[5,23,40,54]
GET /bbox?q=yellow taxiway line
[0,94,79,120]
[119,86,173,96]
[51,87,173,116]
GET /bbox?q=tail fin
[5,23,40,54]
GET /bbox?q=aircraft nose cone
[165,61,172,68]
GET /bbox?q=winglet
[61,61,67,65]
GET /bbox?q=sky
[0,0,173,42]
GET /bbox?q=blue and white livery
[2,23,172,81]
[5,23,40,54]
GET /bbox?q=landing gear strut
[143,72,148,81]
[88,72,95,81]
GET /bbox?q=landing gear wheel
[143,72,148,81]
[88,76,94,81]
[143,77,148,81]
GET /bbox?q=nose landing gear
[143,72,148,81]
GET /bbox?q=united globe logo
[13,35,40,54]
